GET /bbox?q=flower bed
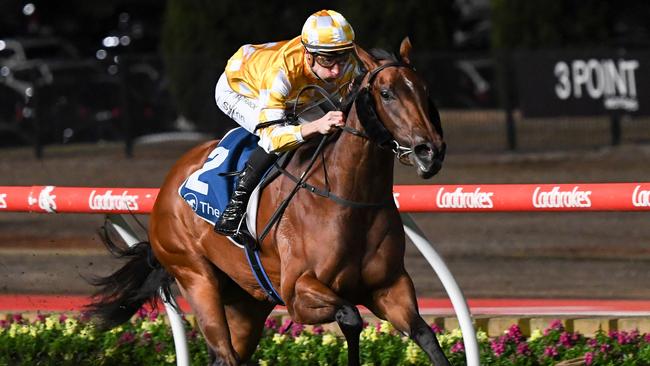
[1,309,649,365]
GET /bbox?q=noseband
[345,61,415,159]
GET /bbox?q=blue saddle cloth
[178,127,259,225]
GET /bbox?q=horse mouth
[410,142,445,179]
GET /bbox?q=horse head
[353,37,445,179]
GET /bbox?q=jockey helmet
[301,10,355,54]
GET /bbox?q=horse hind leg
[223,285,275,363]
[291,275,363,366]
[168,256,241,366]
[366,273,451,366]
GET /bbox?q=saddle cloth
[178,127,263,246]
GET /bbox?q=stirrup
[233,230,258,251]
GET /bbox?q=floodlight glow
[23,4,35,16]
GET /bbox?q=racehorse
[89,37,449,366]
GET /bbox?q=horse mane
[369,48,399,62]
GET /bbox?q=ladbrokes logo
[0,193,6,209]
[89,190,139,211]
[632,185,650,207]
[532,186,592,208]
[436,187,494,209]
[38,186,57,213]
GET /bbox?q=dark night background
[1,0,650,148]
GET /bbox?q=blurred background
[1,0,650,300]
[1,0,649,155]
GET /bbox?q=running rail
[2,183,650,213]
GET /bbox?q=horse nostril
[413,143,433,161]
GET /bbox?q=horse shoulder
[360,210,407,289]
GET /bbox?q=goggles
[312,52,351,68]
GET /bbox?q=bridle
[257,62,423,243]
[342,61,417,161]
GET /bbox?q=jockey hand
[300,111,346,139]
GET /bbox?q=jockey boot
[214,147,278,236]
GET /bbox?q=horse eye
[380,90,391,99]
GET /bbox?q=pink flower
[559,332,573,347]
[614,330,637,345]
[58,314,67,323]
[118,331,135,345]
[264,317,278,330]
[600,343,611,353]
[450,342,465,353]
[490,339,506,357]
[312,325,324,335]
[544,319,564,335]
[430,323,443,334]
[587,338,598,348]
[644,333,650,343]
[140,331,152,345]
[516,343,531,356]
[543,346,559,358]
[584,352,594,365]
[35,314,47,323]
[148,309,159,321]
[137,307,148,319]
[0,320,7,329]
[278,319,293,335]
[154,342,164,353]
[505,324,523,343]
[12,314,24,324]
[291,322,305,337]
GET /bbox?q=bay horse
[89,37,449,366]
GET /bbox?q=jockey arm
[254,66,346,153]
[255,111,345,153]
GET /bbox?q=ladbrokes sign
[514,50,650,117]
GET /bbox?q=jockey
[213,9,363,236]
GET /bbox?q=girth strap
[242,235,284,305]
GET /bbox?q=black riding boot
[214,147,278,236]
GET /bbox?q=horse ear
[399,37,413,65]
[354,44,378,71]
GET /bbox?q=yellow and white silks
[214,36,362,153]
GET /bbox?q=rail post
[401,213,480,366]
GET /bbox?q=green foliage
[2,312,650,365]
[0,312,209,365]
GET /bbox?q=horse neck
[307,106,395,202]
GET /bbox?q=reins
[250,62,418,305]
[258,62,414,243]
[347,61,416,157]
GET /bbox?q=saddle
[178,127,290,304]
[178,127,290,246]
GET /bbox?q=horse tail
[86,226,174,330]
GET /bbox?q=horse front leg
[367,273,451,366]
[289,274,363,366]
